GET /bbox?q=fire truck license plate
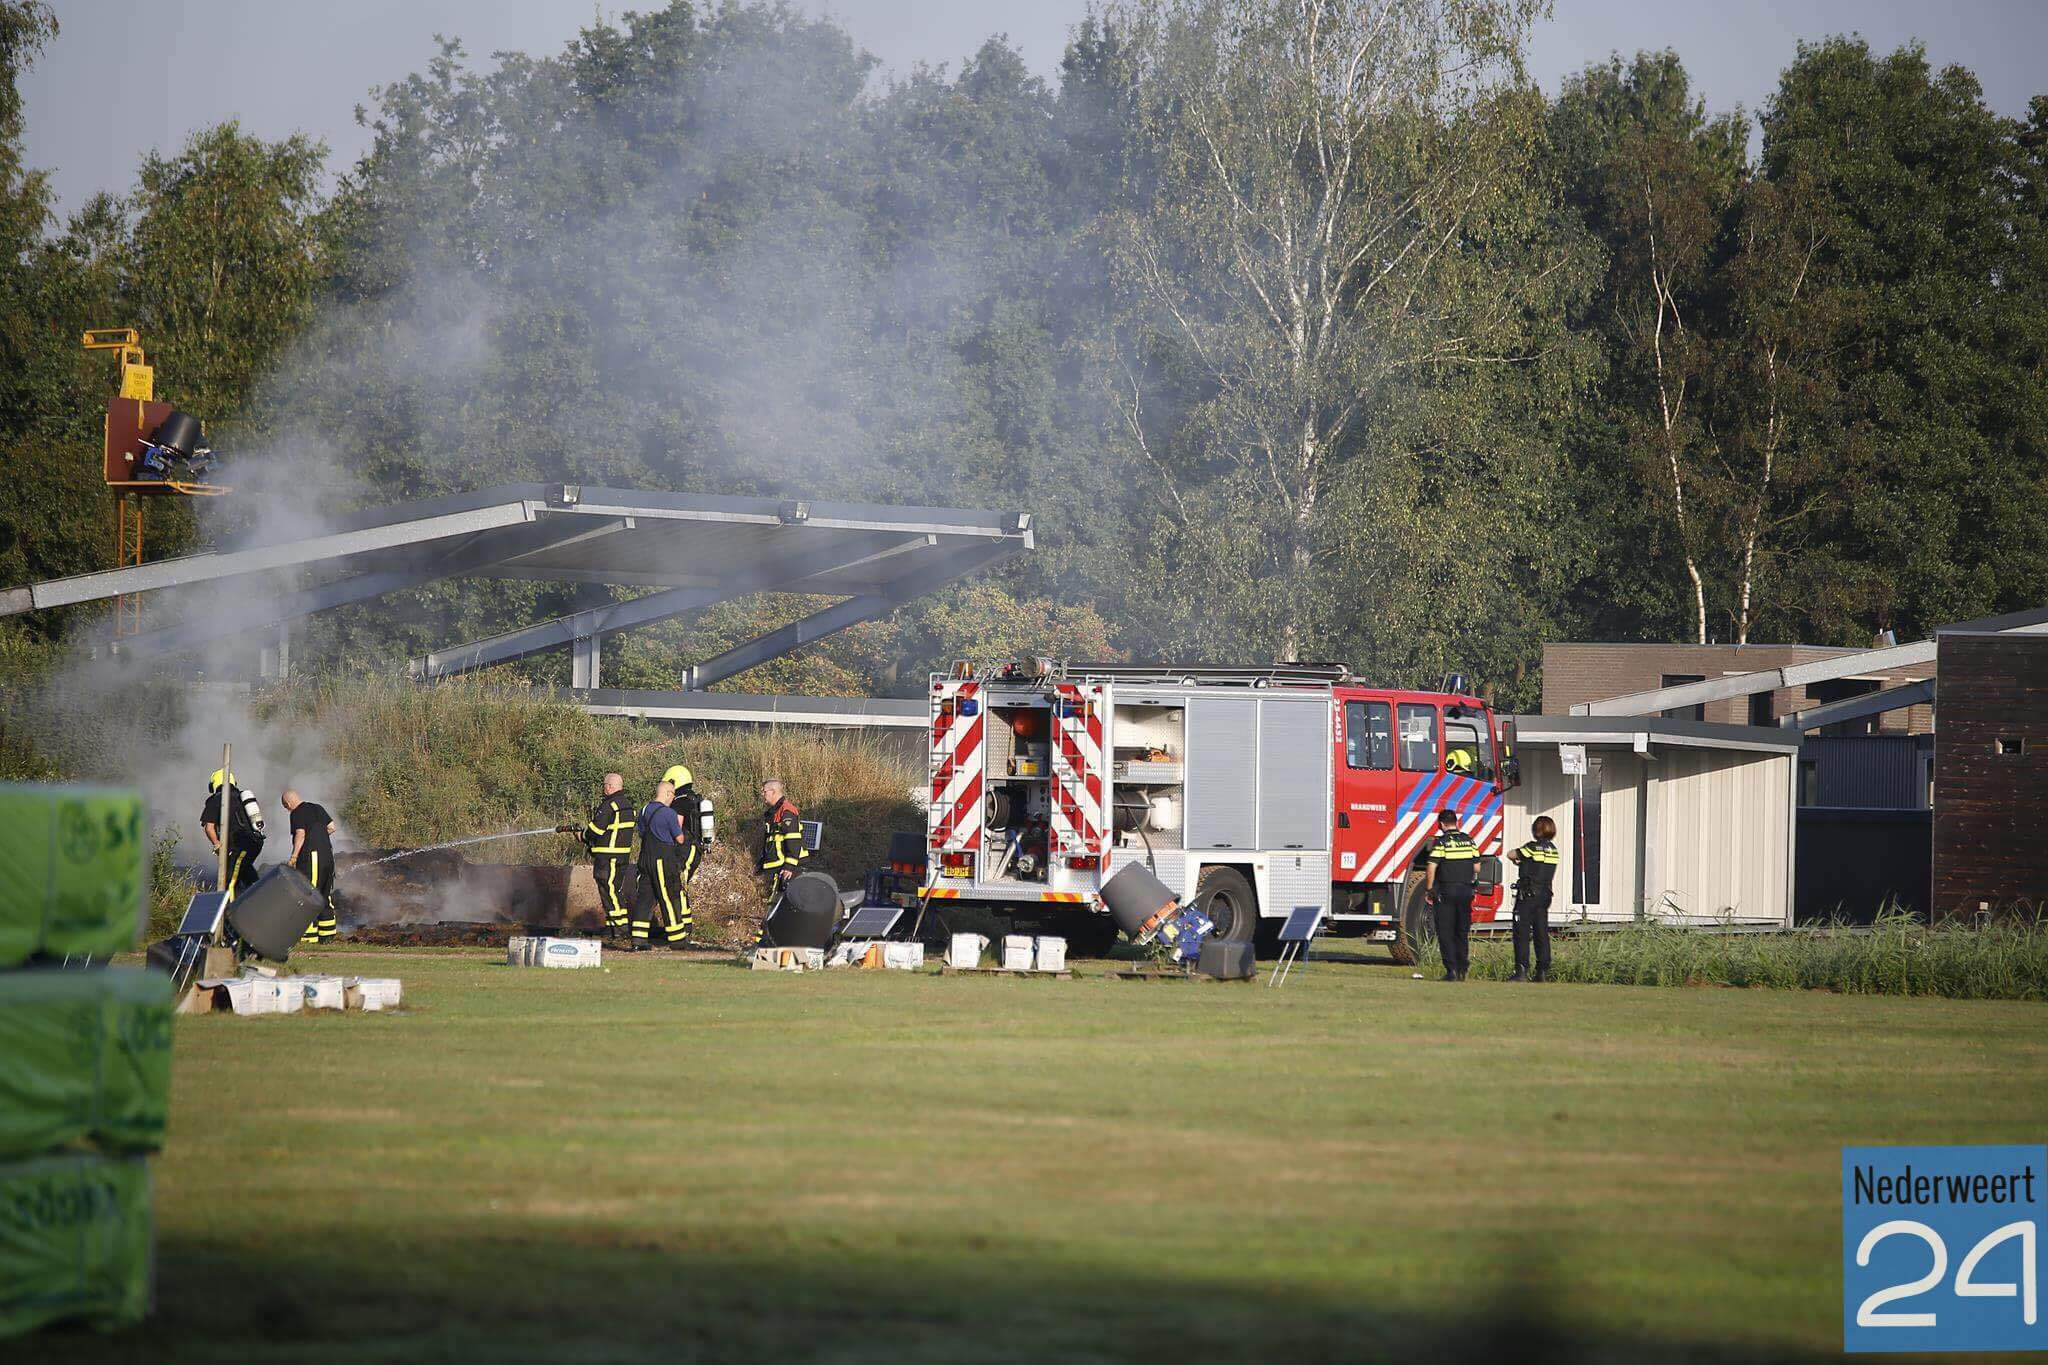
[1368,929,1396,942]
[942,865,972,878]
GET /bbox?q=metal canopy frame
[1573,609,2048,720]
[2,483,1031,690]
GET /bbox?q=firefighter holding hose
[561,773,635,939]
[630,779,691,950]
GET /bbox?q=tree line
[2,0,2043,710]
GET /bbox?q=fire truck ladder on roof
[1048,663,1355,687]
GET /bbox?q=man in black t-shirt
[282,788,339,944]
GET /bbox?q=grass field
[56,949,2048,1363]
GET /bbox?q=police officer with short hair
[1508,815,1561,982]
[1422,808,1480,982]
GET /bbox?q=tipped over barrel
[1100,862,1179,942]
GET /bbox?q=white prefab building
[1504,717,1801,927]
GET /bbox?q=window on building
[1659,674,1706,722]
[1396,703,1438,772]
[1344,700,1393,770]
[1996,736,2029,756]
[1807,678,1882,737]
[1748,691,1775,727]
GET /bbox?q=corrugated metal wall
[1506,744,1790,925]
[1650,748,1791,922]
[1803,735,1933,809]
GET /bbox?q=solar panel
[1278,905,1323,943]
[840,905,903,939]
[175,891,230,940]
[801,819,824,851]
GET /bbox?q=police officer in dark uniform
[1422,808,1481,981]
[1508,815,1561,982]
[564,773,635,939]
[631,780,690,950]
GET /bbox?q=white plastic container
[1000,934,1034,972]
[347,977,403,1011]
[883,942,925,971]
[947,933,988,970]
[299,976,346,1010]
[537,938,602,969]
[1033,936,1067,972]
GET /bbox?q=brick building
[1541,642,1936,734]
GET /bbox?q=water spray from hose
[337,828,561,880]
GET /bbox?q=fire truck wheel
[1192,866,1258,944]
[1390,870,1434,966]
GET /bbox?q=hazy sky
[22,1,2048,220]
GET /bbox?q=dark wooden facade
[1932,633,2048,919]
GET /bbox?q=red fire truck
[922,663,1520,958]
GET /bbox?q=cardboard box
[749,946,825,972]
[346,978,403,1011]
[506,936,537,967]
[261,979,303,1015]
[298,976,346,1011]
[218,978,269,1016]
[947,933,988,969]
[1000,934,1034,971]
[1033,936,1067,972]
[536,938,601,969]
[882,942,924,971]
[828,940,879,967]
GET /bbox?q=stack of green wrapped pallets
[0,785,165,1339]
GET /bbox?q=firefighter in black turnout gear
[757,778,807,887]
[564,773,635,938]
[664,763,714,902]
[1423,808,1481,982]
[282,788,338,944]
[1508,815,1561,982]
[200,769,265,900]
[631,780,691,949]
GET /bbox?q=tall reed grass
[1428,910,2048,1001]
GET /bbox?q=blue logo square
[1844,1145,2046,1353]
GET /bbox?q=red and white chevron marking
[1048,684,1105,857]
[1353,801,1506,883]
[929,682,984,853]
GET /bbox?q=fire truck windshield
[1444,714,1495,781]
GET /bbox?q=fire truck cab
[924,663,1519,959]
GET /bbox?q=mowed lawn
[57,949,2048,1364]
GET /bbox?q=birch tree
[1105,0,1546,660]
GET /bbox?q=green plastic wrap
[0,969,174,1159]
[0,786,148,966]
[0,1154,152,1338]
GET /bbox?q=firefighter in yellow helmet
[663,762,713,904]
[200,769,266,900]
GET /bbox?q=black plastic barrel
[761,870,840,948]
[1100,862,1176,940]
[226,865,323,961]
